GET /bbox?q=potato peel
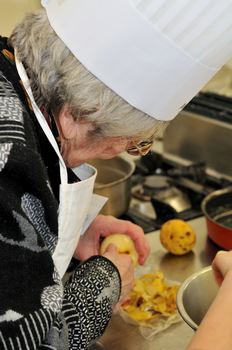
[121,271,180,328]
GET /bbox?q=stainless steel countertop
[100,216,220,350]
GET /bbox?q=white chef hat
[42,0,232,121]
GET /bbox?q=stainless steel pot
[177,266,219,330]
[89,156,135,217]
[201,187,232,250]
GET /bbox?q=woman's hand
[74,214,150,265]
[103,244,135,304]
[212,250,232,285]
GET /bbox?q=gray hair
[10,10,168,139]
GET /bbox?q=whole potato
[160,219,196,255]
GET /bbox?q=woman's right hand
[212,250,232,285]
[102,244,135,304]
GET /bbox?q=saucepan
[201,187,232,250]
[177,266,219,330]
[89,156,135,217]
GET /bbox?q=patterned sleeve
[0,69,65,349]
[0,159,65,349]
[63,256,121,349]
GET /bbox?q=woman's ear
[55,104,78,140]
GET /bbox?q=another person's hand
[212,250,232,285]
[187,250,232,349]
[74,214,150,265]
[103,244,135,305]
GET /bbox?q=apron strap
[14,50,68,184]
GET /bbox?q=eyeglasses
[126,137,154,156]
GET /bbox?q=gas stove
[120,151,232,233]
[119,91,232,233]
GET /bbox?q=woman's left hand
[74,214,150,265]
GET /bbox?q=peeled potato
[160,219,196,255]
[100,233,138,266]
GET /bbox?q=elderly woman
[1,0,232,349]
[0,9,160,350]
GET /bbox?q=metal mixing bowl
[176,266,219,330]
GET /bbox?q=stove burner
[121,151,232,233]
[154,187,191,213]
[132,175,191,214]
[144,175,171,191]
[132,175,174,201]
[132,185,151,201]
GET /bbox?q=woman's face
[55,105,129,168]
[61,134,129,168]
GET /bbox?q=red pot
[201,188,232,250]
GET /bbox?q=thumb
[104,243,118,254]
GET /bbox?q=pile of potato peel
[121,271,179,326]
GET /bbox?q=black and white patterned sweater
[0,37,121,350]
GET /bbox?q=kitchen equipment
[132,175,191,213]
[163,92,232,180]
[176,266,219,330]
[90,156,135,217]
[202,187,232,250]
[121,151,232,233]
[152,186,191,214]
[119,91,232,233]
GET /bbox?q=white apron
[15,54,107,278]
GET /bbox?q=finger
[128,230,150,265]
[99,216,144,244]
[121,253,135,269]
[213,267,224,286]
[98,216,150,263]
[104,243,118,254]
[212,250,229,278]
[113,303,120,314]
[138,239,151,265]
[108,219,148,257]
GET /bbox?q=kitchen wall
[202,64,232,97]
[1,0,42,36]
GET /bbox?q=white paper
[80,193,108,235]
